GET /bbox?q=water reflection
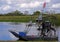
[9,22,21,25]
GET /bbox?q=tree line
[0,10,40,16]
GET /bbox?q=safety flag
[43,2,46,8]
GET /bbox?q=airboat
[9,12,58,41]
[9,2,58,41]
[9,21,58,41]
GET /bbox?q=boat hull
[9,30,58,41]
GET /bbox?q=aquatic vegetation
[0,14,60,26]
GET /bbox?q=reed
[0,14,60,26]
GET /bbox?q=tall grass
[0,16,37,22]
[0,14,60,26]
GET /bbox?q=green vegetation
[0,41,58,42]
[0,14,60,26]
[43,14,60,26]
[16,41,58,42]
[0,10,40,16]
[0,10,60,26]
[42,14,59,26]
[33,11,40,15]
[0,16,36,22]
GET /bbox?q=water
[0,22,39,40]
[0,22,59,41]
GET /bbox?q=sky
[0,0,60,14]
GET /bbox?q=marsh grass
[0,14,60,26]
[0,41,57,42]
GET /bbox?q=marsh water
[0,22,59,41]
[0,22,39,40]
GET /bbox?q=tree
[33,11,40,15]
[11,10,22,16]
[6,10,23,16]
[23,11,29,15]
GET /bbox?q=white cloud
[0,7,2,10]
[3,5,11,11]
[51,3,60,8]
[16,0,51,8]
[6,0,12,4]
[29,1,42,8]
[17,1,43,8]
[3,0,51,9]
[45,0,51,3]
[1,0,59,14]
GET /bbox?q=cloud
[0,5,11,11]
[6,0,12,4]
[0,0,60,13]
[17,1,43,8]
[45,0,51,3]
[51,3,60,8]
[0,7,2,10]
[1,0,51,9]
[2,5,11,11]
[16,0,51,8]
